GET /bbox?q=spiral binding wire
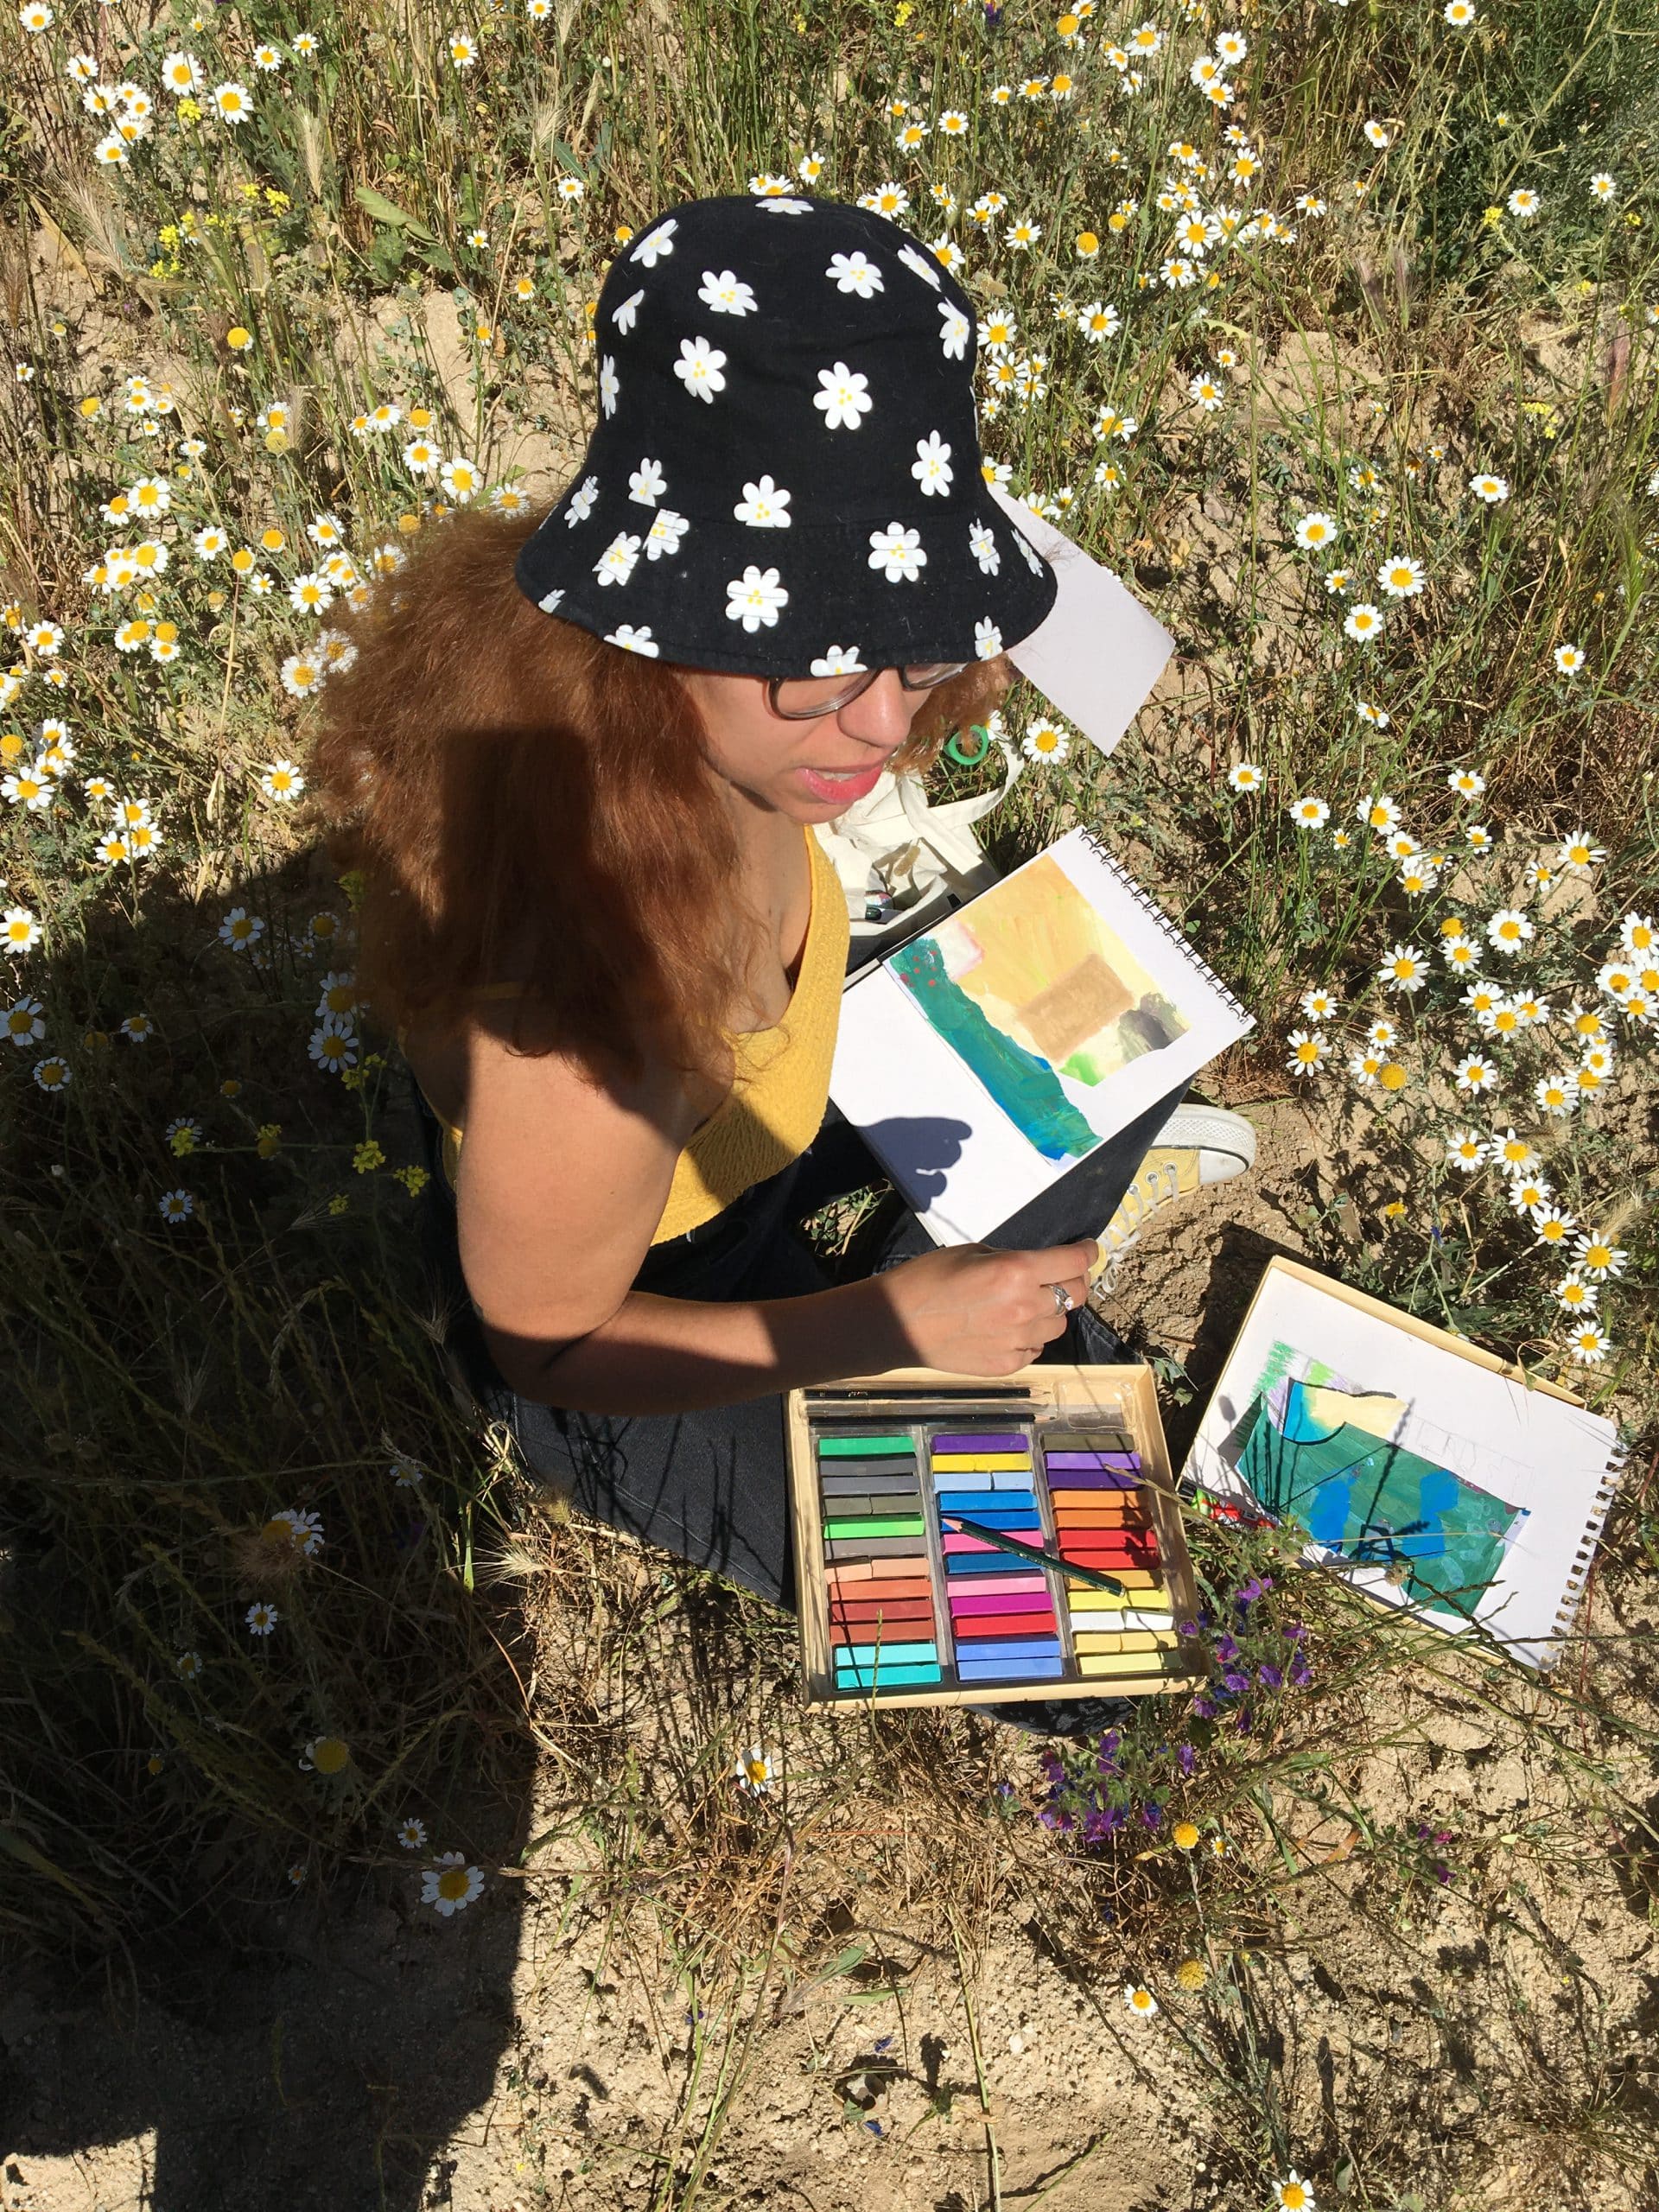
[1549,1451,1626,1648]
[1074,825,1254,1027]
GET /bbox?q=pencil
[938,1513,1128,1595]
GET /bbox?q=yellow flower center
[437,1865,473,1900]
[1379,1063,1408,1090]
[310,1737,350,1774]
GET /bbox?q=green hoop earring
[945,723,991,767]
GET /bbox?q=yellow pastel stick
[929,1452,1032,1471]
[1077,1649,1185,1678]
[1073,1628,1179,1654]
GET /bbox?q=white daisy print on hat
[613,287,645,334]
[812,645,867,673]
[897,242,943,290]
[698,268,758,315]
[674,335,728,402]
[975,618,1003,658]
[753,196,812,214]
[969,521,1001,575]
[727,566,788,631]
[869,524,925,582]
[1012,528,1045,575]
[538,587,566,613]
[644,509,690,559]
[913,432,953,494]
[605,624,659,655]
[734,476,792,526]
[631,217,677,267]
[628,458,668,505]
[826,251,884,298]
[938,302,971,360]
[599,355,620,418]
[595,531,642,587]
[565,474,601,525]
[816,361,873,429]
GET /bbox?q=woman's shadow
[0,839,541,2210]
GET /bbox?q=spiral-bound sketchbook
[829,824,1254,1243]
[1182,1258,1623,1670]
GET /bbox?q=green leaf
[354,182,435,241]
[546,135,591,186]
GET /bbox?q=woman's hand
[874,1238,1100,1376]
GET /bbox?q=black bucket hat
[513,190,1058,679]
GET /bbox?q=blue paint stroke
[887,936,1096,1162]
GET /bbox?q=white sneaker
[1086,1104,1256,1299]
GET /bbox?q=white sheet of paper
[829,827,1253,1244]
[1183,1267,1621,1669]
[989,481,1174,757]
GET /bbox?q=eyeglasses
[764,661,969,720]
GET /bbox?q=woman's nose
[836,668,917,745]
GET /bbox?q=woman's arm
[484,1274,908,1415]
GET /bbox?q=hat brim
[514,486,1058,678]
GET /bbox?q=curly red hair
[304,503,1014,1093]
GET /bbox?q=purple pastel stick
[1044,1469,1139,1490]
[930,1433,1027,1452]
[1044,1451,1141,1471]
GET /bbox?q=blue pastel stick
[1045,1451,1140,1471]
[950,1637,1062,1662]
[834,1662,943,1688]
[936,1505,1039,1529]
[832,1641,938,1666]
[946,1552,1042,1575]
[932,1489,1028,1513]
[956,1656,1065,1681]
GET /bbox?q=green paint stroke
[888,937,1097,1161]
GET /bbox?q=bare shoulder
[449,1004,709,1357]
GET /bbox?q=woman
[308,192,1233,1612]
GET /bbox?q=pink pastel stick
[950,1587,1052,1615]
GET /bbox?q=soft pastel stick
[833,1639,938,1665]
[817,1434,915,1457]
[824,1537,929,1560]
[948,1551,1042,1575]
[942,1530,1041,1555]
[1042,1469,1139,1491]
[1066,1567,1160,1590]
[835,1662,943,1688]
[929,1433,1028,1452]
[952,1613,1058,1640]
[957,1656,1065,1681]
[865,1554,937,1580]
[932,1489,1031,1513]
[950,1634,1061,1658]
[936,1506,1040,1532]
[1052,1508,1145,1528]
[1074,1630,1178,1654]
[1044,1450,1141,1471]
[1076,1651,1183,1679]
[820,1468,921,1491]
[1039,1429,1134,1450]
[931,1469,1040,1491]
[822,1516,926,1541]
[832,1598,936,1625]
[949,1586,1052,1614]
[928,1452,1033,1472]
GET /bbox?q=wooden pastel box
[785,1363,1205,1710]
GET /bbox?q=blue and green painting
[1232,1371,1526,1624]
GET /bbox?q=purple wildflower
[1257,1662,1283,1689]
[1178,1743,1196,1777]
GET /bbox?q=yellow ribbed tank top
[426,824,850,1246]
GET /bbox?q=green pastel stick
[817,1434,915,1456]
[821,1515,925,1540]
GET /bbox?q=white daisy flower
[868,524,925,582]
[734,475,791,526]
[825,251,884,299]
[725,565,788,632]
[697,267,758,316]
[815,360,874,429]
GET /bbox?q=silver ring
[1046,1281,1073,1315]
